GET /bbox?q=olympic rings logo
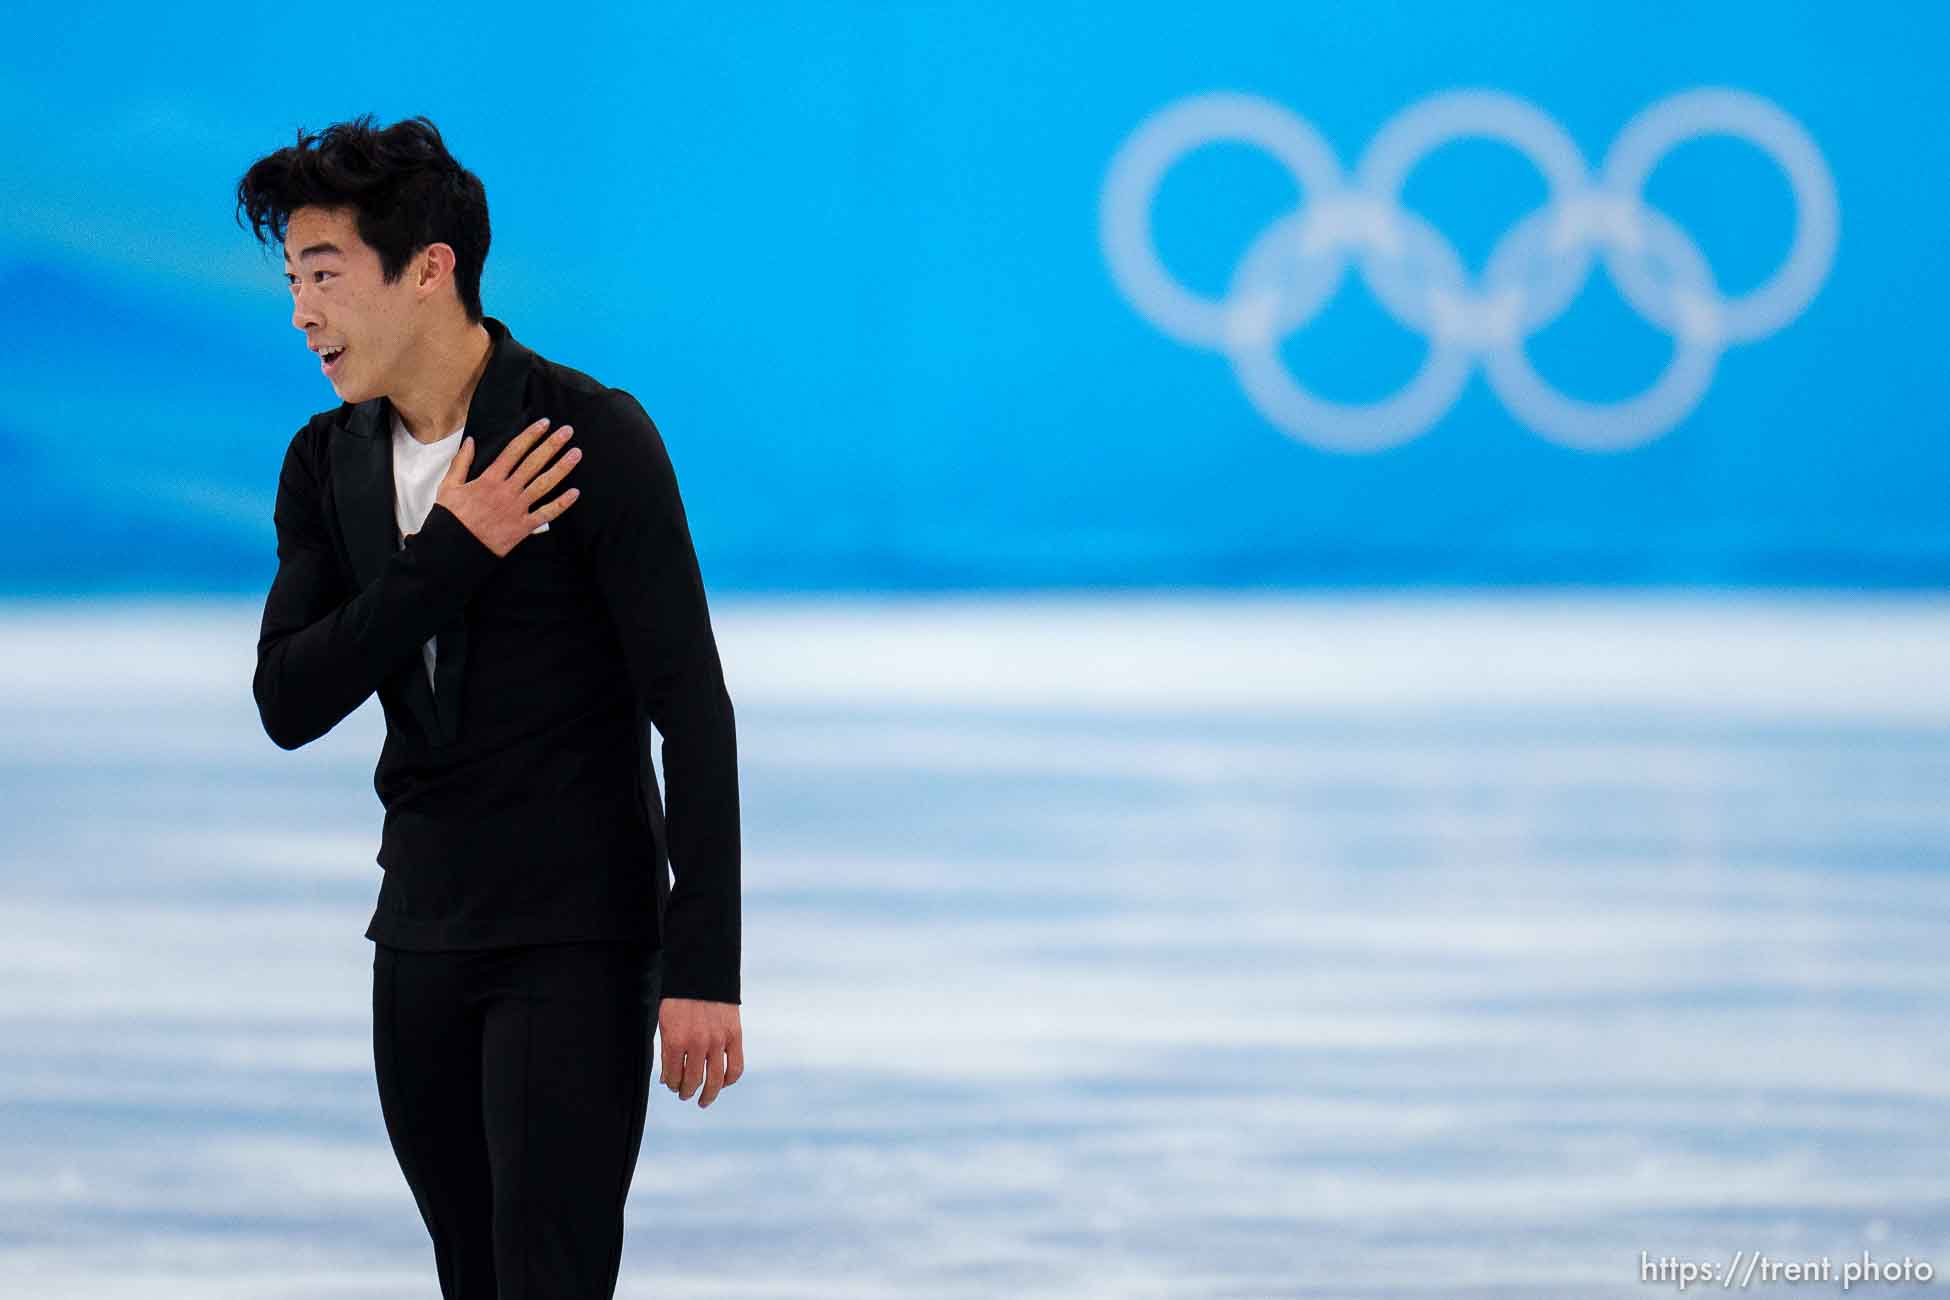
[1098,89,1839,453]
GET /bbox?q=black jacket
[253,316,740,1004]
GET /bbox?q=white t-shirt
[391,409,466,689]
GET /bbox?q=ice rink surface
[1,593,1945,1298]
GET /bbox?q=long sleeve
[574,390,741,1005]
[254,426,502,751]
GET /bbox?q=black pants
[372,939,662,1300]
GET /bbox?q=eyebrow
[281,241,344,265]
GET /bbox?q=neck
[390,317,493,444]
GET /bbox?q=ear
[415,242,457,298]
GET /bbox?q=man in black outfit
[235,114,743,1299]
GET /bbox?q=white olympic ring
[1099,88,1839,453]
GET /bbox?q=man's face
[283,204,419,403]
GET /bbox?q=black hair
[235,113,490,323]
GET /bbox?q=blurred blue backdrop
[1,3,1943,593]
[7,9,1950,1297]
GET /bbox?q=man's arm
[576,390,742,1006]
[254,425,502,750]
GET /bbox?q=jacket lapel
[455,316,540,472]
[328,316,537,748]
[330,395,444,744]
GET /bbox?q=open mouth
[320,345,347,376]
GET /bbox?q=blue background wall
[1,3,1942,592]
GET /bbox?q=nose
[291,283,321,335]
